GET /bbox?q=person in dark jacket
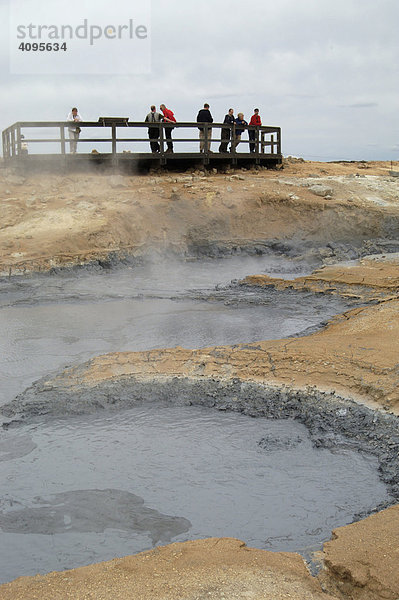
[231,112,248,151]
[196,103,213,152]
[145,105,163,153]
[249,108,262,153]
[219,108,235,153]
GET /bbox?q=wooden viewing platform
[2,119,282,171]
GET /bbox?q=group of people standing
[196,104,262,154]
[145,104,176,153]
[145,103,262,154]
[66,104,262,154]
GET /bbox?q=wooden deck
[2,119,282,171]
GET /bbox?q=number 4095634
[18,42,67,51]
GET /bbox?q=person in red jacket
[249,108,262,153]
[160,104,176,153]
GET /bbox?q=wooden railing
[2,120,282,164]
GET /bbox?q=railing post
[261,132,265,154]
[16,124,22,156]
[111,123,117,156]
[5,128,10,158]
[159,123,165,163]
[60,125,66,155]
[231,122,236,161]
[277,128,281,156]
[270,134,275,155]
[204,125,209,165]
[11,127,16,157]
[255,127,260,156]
[111,122,117,169]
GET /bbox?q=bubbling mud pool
[0,255,355,407]
[0,254,390,583]
[0,404,391,583]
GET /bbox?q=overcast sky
[1,0,398,160]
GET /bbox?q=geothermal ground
[0,158,399,599]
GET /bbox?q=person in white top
[67,107,82,154]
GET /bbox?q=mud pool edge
[3,375,399,507]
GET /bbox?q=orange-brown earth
[0,538,335,600]
[1,160,399,599]
[38,292,399,415]
[1,159,398,274]
[243,253,399,302]
[2,510,399,600]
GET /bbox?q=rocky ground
[1,159,399,599]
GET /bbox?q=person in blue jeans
[231,112,248,151]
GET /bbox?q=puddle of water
[0,404,390,583]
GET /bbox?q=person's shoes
[208,150,213,153]
[165,148,173,153]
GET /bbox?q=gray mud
[186,237,399,264]
[0,404,391,582]
[3,233,399,282]
[0,489,190,542]
[0,434,37,462]
[0,253,397,583]
[4,377,398,502]
[0,254,313,308]
[0,256,357,407]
